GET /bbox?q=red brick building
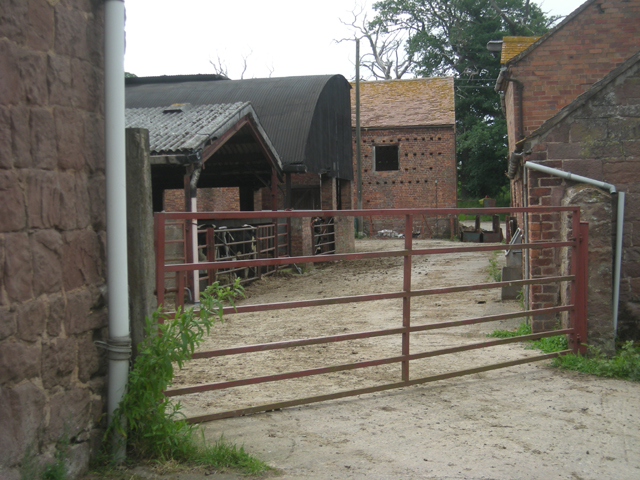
[351,78,456,233]
[497,0,640,344]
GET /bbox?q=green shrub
[553,341,640,381]
[104,279,268,473]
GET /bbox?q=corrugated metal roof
[125,75,353,180]
[125,102,252,155]
[351,77,455,128]
[501,37,540,64]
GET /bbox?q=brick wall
[514,57,640,339]
[163,187,240,212]
[352,126,456,232]
[0,1,107,478]
[504,0,640,148]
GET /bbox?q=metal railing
[154,207,588,423]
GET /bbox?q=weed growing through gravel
[486,322,568,353]
[102,280,270,474]
[553,342,640,381]
[486,251,501,282]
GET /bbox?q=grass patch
[553,342,640,381]
[487,322,568,353]
[486,251,501,282]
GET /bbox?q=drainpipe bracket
[95,335,132,361]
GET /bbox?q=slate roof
[501,37,540,64]
[351,77,455,129]
[126,74,353,179]
[125,102,280,165]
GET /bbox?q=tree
[338,5,414,80]
[371,0,557,197]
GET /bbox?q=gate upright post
[402,214,413,383]
[154,212,165,309]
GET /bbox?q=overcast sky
[124,0,589,80]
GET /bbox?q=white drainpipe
[104,0,131,461]
[524,161,625,341]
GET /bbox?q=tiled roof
[351,77,455,128]
[125,102,254,155]
[501,37,540,64]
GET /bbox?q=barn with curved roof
[126,74,353,211]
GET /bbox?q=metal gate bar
[153,207,588,422]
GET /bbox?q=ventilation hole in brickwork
[382,139,386,143]
[376,181,380,185]
[398,138,402,142]
[392,181,396,184]
[364,169,368,173]
[408,181,412,184]
[368,182,372,184]
[437,137,441,140]
[430,152,433,156]
[422,137,425,141]
[405,153,409,157]
[367,200,371,203]
[384,181,388,184]
[438,152,442,155]
[430,167,433,170]
[413,153,417,156]
[416,180,420,183]
[412,167,417,170]
[405,168,409,172]
[405,137,410,141]
[424,179,428,182]
[400,181,404,184]
[430,137,433,140]
[364,155,368,158]
[421,153,425,156]
[414,138,417,141]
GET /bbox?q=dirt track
[173,238,640,479]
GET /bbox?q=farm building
[125,74,354,213]
[351,77,456,234]
[495,0,640,347]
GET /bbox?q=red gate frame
[153,207,588,423]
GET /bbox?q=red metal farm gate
[154,206,588,423]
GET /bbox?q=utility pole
[355,37,363,235]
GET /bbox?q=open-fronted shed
[125,101,283,210]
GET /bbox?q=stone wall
[0,1,107,478]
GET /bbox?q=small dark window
[374,145,399,171]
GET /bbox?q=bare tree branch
[209,55,229,78]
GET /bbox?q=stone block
[30,107,57,169]
[88,174,106,231]
[4,233,33,303]
[0,170,26,232]
[0,106,11,169]
[569,120,606,143]
[58,171,90,230]
[31,229,63,296]
[64,288,91,335]
[71,59,101,112]
[62,231,102,291]
[55,107,85,171]
[19,50,47,105]
[0,39,22,105]
[0,382,46,466]
[42,337,76,389]
[53,5,88,59]
[0,341,41,384]
[67,442,91,479]
[562,159,603,180]
[47,53,73,107]
[83,113,105,173]
[26,169,61,229]
[47,388,91,443]
[10,105,31,167]
[77,331,99,382]
[25,0,54,51]
[0,1,28,44]
[47,293,65,337]
[0,306,16,340]
[16,296,47,343]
